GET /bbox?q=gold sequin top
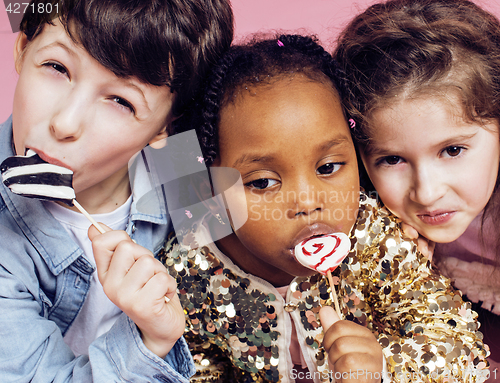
[159,193,490,382]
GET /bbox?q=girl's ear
[13,33,29,74]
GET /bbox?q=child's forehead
[218,78,351,152]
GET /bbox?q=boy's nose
[49,95,85,140]
[409,165,446,206]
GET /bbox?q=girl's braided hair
[188,33,347,165]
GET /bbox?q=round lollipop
[295,233,350,317]
[1,150,105,234]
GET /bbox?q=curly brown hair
[334,0,500,260]
[335,0,500,140]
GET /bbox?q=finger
[427,241,435,262]
[332,352,383,383]
[105,249,159,299]
[327,335,381,366]
[417,237,429,258]
[92,230,144,283]
[88,222,112,241]
[321,319,375,352]
[141,270,178,304]
[320,306,341,333]
[401,223,419,239]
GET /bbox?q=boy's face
[213,77,359,286]
[12,21,174,211]
[361,96,500,243]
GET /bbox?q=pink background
[1,0,500,123]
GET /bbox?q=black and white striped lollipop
[1,150,105,233]
[2,149,76,205]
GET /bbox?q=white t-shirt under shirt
[44,196,132,356]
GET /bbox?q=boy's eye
[317,162,342,175]
[443,146,464,157]
[112,96,135,113]
[43,62,68,76]
[246,178,278,190]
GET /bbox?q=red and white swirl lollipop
[294,233,350,275]
[294,233,351,316]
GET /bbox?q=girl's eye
[382,156,402,166]
[112,96,135,113]
[246,178,278,190]
[443,146,464,158]
[43,62,68,76]
[317,162,342,175]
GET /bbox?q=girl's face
[212,76,359,286]
[361,96,500,243]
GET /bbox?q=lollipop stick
[72,199,106,234]
[327,270,342,318]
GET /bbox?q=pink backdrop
[1,0,500,123]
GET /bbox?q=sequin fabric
[159,193,490,382]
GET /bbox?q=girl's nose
[409,165,446,206]
[287,179,326,218]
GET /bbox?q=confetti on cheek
[197,156,204,164]
[185,210,193,219]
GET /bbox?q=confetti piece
[197,156,204,163]
[349,118,356,129]
[185,210,193,218]
[277,40,284,47]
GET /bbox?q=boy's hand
[401,223,435,261]
[88,225,185,359]
[319,306,383,383]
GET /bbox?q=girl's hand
[400,223,435,261]
[319,306,383,383]
[88,224,185,359]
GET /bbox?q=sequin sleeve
[339,194,490,382]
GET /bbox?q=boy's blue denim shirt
[0,116,195,382]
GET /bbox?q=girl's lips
[292,223,337,249]
[417,211,456,225]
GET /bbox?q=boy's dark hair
[20,0,234,118]
[192,33,347,165]
[334,0,500,262]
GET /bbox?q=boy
[0,0,233,381]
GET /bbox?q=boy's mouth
[25,148,72,171]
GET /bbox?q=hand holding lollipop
[2,150,174,307]
[294,233,350,317]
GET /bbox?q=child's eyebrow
[432,133,477,149]
[232,137,351,169]
[364,133,477,157]
[37,41,76,57]
[318,136,351,152]
[232,154,275,169]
